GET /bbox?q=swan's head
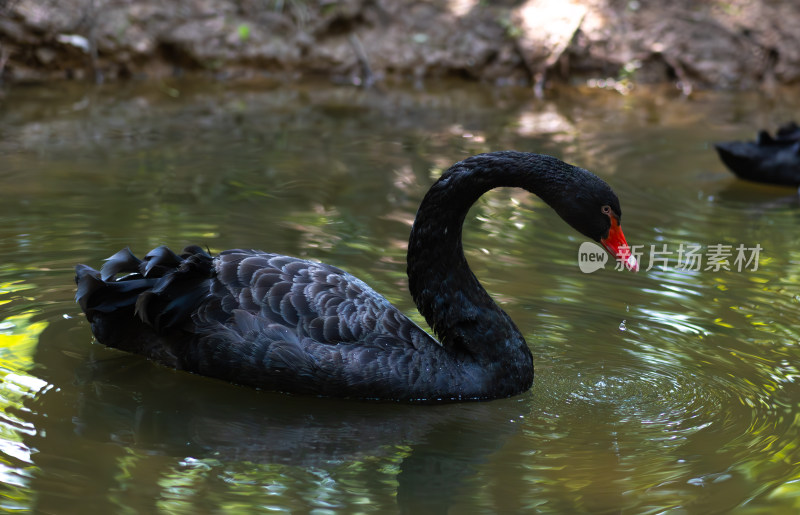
[545,164,639,272]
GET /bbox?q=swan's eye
[601,205,612,215]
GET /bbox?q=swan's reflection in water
[18,317,524,513]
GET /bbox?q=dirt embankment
[1,0,799,93]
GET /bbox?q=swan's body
[715,122,800,186]
[76,151,636,402]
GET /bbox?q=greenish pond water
[2,80,800,513]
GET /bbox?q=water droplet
[619,320,627,331]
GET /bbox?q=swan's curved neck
[407,152,584,363]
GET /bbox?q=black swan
[715,121,800,186]
[75,151,637,402]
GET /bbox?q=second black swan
[715,121,800,185]
[75,151,638,402]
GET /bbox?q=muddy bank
[1,0,799,92]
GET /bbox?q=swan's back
[76,245,486,401]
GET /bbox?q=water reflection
[13,317,525,513]
[1,81,800,512]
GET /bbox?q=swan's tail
[75,245,213,358]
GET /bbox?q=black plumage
[75,151,635,402]
[715,121,800,186]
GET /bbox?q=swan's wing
[183,250,443,397]
[200,250,430,347]
[78,246,448,399]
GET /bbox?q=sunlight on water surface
[1,80,800,512]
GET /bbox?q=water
[2,79,800,513]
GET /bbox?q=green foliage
[236,23,251,42]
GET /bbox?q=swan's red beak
[601,218,639,271]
